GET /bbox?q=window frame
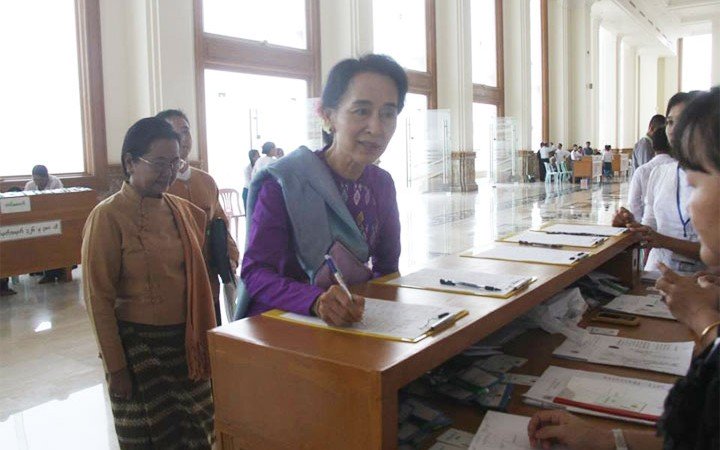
[193,0,322,170]
[0,0,108,191]
[403,0,438,109]
[471,0,505,116]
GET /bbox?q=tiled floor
[0,178,627,450]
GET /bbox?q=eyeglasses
[137,157,183,172]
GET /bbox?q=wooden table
[0,189,97,278]
[209,234,642,449]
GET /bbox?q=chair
[557,161,572,181]
[543,162,560,184]
[218,189,244,242]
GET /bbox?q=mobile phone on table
[590,311,640,326]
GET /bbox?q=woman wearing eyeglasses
[81,117,216,449]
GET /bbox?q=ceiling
[591,0,719,55]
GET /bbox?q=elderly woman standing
[235,54,406,325]
[82,117,216,449]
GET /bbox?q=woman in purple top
[241,54,408,326]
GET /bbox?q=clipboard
[372,269,536,299]
[461,245,592,266]
[499,230,607,248]
[263,298,469,343]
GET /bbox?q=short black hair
[665,92,693,116]
[648,114,666,130]
[673,87,720,173]
[155,109,189,123]
[121,117,180,178]
[321,54,408,145]
[261,142,276,154]
[650,126,670,154]
[31,165,49,177]
[248,149,260,162]
[604,145,612,150]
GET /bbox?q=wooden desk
[209,233,642,449]
[0,189,97,278]
[572,156,602,182]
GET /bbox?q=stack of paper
[502,230,606,248]
[379,268,534,298]
[552,334,693,375]
[523,366,673,425]
[469,411,568,449]
[539,223,628,237]
[603,294,675,320]
[464,246,590,266]
[264,298,468,343]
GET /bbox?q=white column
[548,0,570,145]
[712,15,720,85]
[566,0,592,146]
[619,39,637,148]
[637,52,659,138]
[502,0,531,150]
[590,14,600,146]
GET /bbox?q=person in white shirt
[612,91,702,272]
[251,141,278,179]
[554,143,570,165]
[243,149,260,210]
[601,145,614,179]
[570,145,583,161]
[537,142,551,181]
[24,165,64,191]
[625,126,674,220]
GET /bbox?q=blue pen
[324,254,354,302]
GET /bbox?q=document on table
[378,268,535,298]
[552,334,694,375]
[469,411,568,450]
[539,223,628,237]
[263,298,468,343]
[524,366,673,425]
[502,230,606,248]
[464,246,590,266]
[603,294,675,320]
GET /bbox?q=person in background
[555,143,570,166]
[82,117,216,449]
[570,144,583,161]
[538,142,551,181]
[632,114,666,170]
[23,166,68,283]
[275,148,285,158]
[236,54,405,324]
[601,145,614,179]
[612,91,702,272]
[251,141,278,179]
[527,86,719,450]
[243,149,260,210]
[582,141,593,156]
[157,109,239,325]
[626,125,673,221]
[24,165,63,191]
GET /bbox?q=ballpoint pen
[324,254,353,301]
[439,278,502,292]
[518,240,563,249]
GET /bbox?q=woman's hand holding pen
[312,285,365,327]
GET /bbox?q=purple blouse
[242,151,401,317]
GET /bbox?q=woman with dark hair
[234,54,407,325]
[612,91,704,273]
[82,117,216,449]
[527,87,719,450]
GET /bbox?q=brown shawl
[164,193,216,380]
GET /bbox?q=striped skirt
[110,321,214,449]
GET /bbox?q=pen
[439,278,502,292]
[429,314,456,332]
[519,240,563,249]
[324,254,354,301]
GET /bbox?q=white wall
[712,16,720,85]
[657,55,678,115]
[619,40,637,148]
[637,52,659,138]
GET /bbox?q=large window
[203,0,307,49]
[195,0,320,173]
[373,0,427,72]
[681,34,712,92]
[471,0,504,178]
[0,0,106,186]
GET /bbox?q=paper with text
[553,335,693,375]
[603,294,675,320]
[469,411,567,450]
[539,223,628,236]
[265,298,466,342]
[465,246,589,266]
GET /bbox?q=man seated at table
[24,165,64,191]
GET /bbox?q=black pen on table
[519,240,563,249]
[439,278,502,292]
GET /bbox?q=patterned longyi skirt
[110,321,214,450]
